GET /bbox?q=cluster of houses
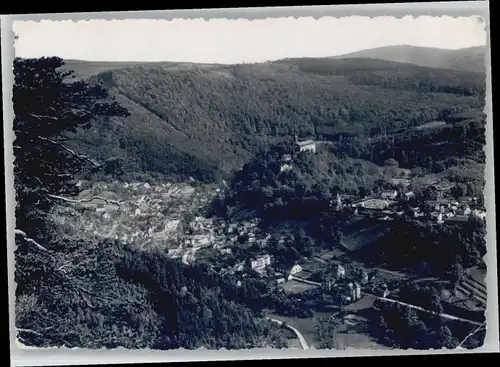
[322,264,369,304]
[426,198,486,224]
[334,184,486,224]
[215,251,306,287]
[63,180,223,258]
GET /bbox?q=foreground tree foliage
[369,299,484,350]
[13,57,130,242]
[360,216,487,277]
[16,239,288,349]
[13,57,287,349]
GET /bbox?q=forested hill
[62,57,486,182]
[333,45,487,73]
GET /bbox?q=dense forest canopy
[61,57,486,182]
[357,216,487,278]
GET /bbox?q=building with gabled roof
[295,135,316,153]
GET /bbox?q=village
[45,136,487,349]
[48,137,487,303]
[48,171,486,306]
[49,176,385,302]
[293,135,486,225]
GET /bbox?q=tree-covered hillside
[62,57,486,182]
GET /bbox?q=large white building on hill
[295,135,316,153]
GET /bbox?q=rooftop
[297,140,315,146]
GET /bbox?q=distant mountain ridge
[334,45,487,73]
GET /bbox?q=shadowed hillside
[334,45,487,73]
[61,57,486,182]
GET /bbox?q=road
[290,276,482,326]
[267,317,309,350]
[458,321,486,347]
[366,293,483,326]
[289,275,322,286]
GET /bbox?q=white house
[164,219,181,233]
[361,270,369,284]
[234,262,245,272]
[192,234,214,247]
[404,191,415,200]
[472,209,486,220]
[335,264,346,280]
[381,190,398,200]
[289,264,302,275]
[323,279,335,291]
[354,283,361,300]
[250,254,272,271]
[295,135,316,153]
[297,140,316,153]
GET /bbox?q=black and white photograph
[3,1,498,363]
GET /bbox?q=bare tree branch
[47,194,121,207]
[56,263,73,274]
[29,113,59,121]
[78,290,96,309]
[14,229,50,251]
[17,326,55,336]
[17,328,42,336]
[37,136,101,168]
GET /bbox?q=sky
[13,15,487,64]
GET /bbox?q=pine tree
[13,57,129,345]
[13,57,129,243]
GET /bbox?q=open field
[344,295,376,312]
[335,331,391,350]
[297,261,322,280]
[280,279,319,294]
[340,224,388,251]
[287,338,303,349]
[292,249,347,281]
[315,248,346,261]
[279,326,303,349]
[267,297,389,350]
[264,311,331,348]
